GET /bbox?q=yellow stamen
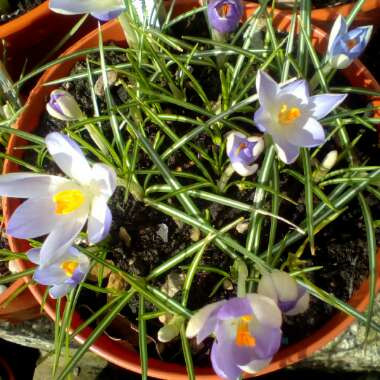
[60,260,79,277]
[345,38,358,49]
[235,142,247,156]
[235,315,256,347]
[217,3,231,17]
[278,104,301,125]
[53,189,85,215]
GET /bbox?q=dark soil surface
[0,0,44,25]
[26,12,380,367]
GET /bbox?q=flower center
[60,260,79,277]
[345,38,358,50]
[53,189,85,215]
[217,3,231,17]
[235,315,256,347]
[278,104,301,125]
[235,142,248,156]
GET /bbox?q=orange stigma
[345,38,358,49]
[60,260,79,277]
[278,104,301,125]
[218,3,231,17]
[235,315,256,347]
[235,142,248,156]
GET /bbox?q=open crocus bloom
[28,246,90,298]
[327,15,372,69]
[257,270,310,316]
[46,89,83,122]
[186,294,282,380]
[226,132,264,176]
[254,71,347,164]
[49,0,126,21]
[207,0,243,34]
[0,132,116,266]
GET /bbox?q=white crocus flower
[254,71,347,164]
[49,0,126,21]
[0,132,116,266]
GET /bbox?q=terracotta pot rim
[0,1,48,38]
[3,5,380,379]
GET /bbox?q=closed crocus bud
[46,89,83,122]
[226,132,264,176]
[327,15,372,69]
[207,0,243,34]
[257,270,310,316]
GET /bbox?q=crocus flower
[207,0,243,34]
[28,246,90,298]
[254,71,347,164]
[46,89,83,122]
[49,0,126,21]
[226,132,264,176]
[257,270,310,316]
[186,294,282,380]
[327,15,372,69]
[0,132,116,266]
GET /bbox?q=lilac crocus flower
[257,270,310,316]
[207,0,243,34]
[49,0,126,21]
[28,246,90,298]
[254,71,347,164]
[46,89,83,122]
[0,132,116,266]
[186,294,282,380]
[226,132,264,176]
[327,15,372,69]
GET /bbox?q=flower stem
[217,163,235,192]
[236,259,248,297]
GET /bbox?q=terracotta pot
[0,1,97,82]
[3,3,380,378]
[310,0,380,31]
[0,278,40,323]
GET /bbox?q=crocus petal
[40,216,87,266]
[0,173,68,198]
[49,284,71,299]
[256,71,279,111]
[186,300,225,339]
[286,291,310,316]
[91,163,117,198]
[273,137,300,164]
[286,118,326,148]
[246,294,282,328]
[280,79,309,100]
[34,265,67,286]
[251,323,282,359]
[329,54,352,69]
[49,0,124,15]
[254,107,272,133]
[87,197,112,244]
[91,9,123,21]
[239,358,272,374]
[327,15,347,54]
[211,337,242,380]
[27,248,41,265]
[310,94,347,119]
[45,132,92,185]
[7,198,58,239]
[217,297,253,320]
[231,162,259,176]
